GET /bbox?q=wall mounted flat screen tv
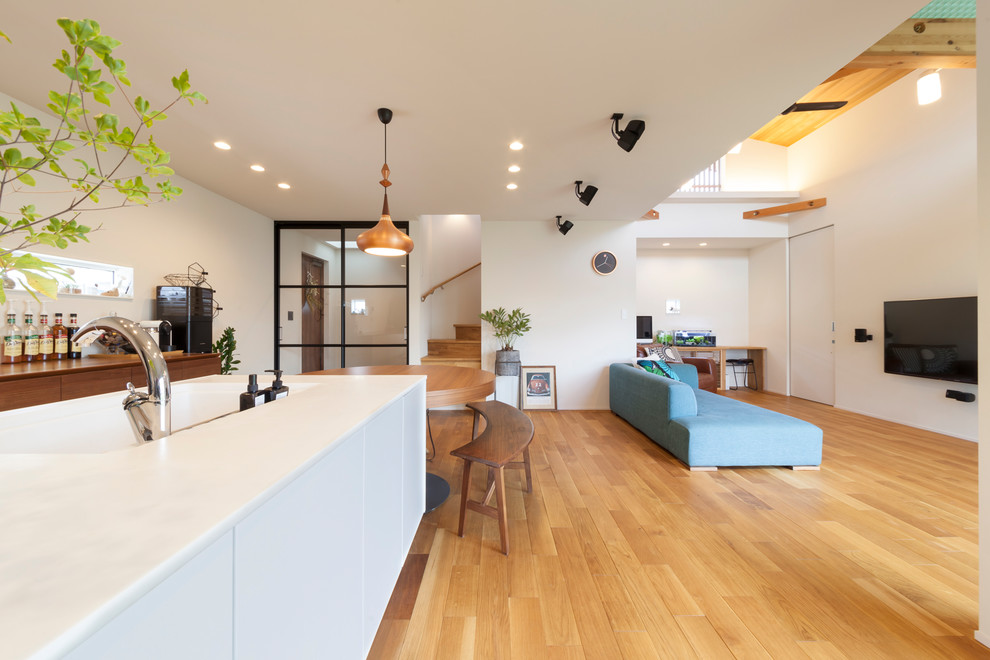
[883,296,977,384]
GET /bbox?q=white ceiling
[638,237,781,251]
[0,1,926,223]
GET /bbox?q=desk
[674,346,766,391]
[308,365,496,511]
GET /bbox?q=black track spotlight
[574,180,598,206]
[611,112,646,152]
[556,215,573,236]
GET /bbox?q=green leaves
[0,17,205,300]
[212,327,240,374]
[479,307,533,351]
[172,70,208,106]
[0,252,72,304]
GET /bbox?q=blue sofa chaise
[609,362,822,470]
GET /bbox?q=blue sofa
[609,362,822,470]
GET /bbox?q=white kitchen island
[0,374,426,660]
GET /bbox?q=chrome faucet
[74,316,171,443]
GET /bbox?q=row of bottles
[2,312,82,364]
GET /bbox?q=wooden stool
[450,401,534,554]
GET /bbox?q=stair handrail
[421,262,481,302]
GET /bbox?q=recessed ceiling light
[277,182,291,190]
[699,242,708,247]
[509,141,524,151]
[213,141,231,150]
[506,183,518,190]
[508,165,521,173]
[250,164,265,172]
[662,242,671,247]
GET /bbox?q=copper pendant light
[357,108,414,256]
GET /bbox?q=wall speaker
[945,389,976,403]
[854,328,873,342]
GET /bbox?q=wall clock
[592,250,617,275]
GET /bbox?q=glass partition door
[274,222,409,374]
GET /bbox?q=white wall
[748,239,788,393]
[723,139,791,191]
[787,69,977,440]
[481,219,636,410]
[636,248,750,345]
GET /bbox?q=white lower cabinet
[59,384,424,660]
[65,531,234,660]
[234,428,366,659]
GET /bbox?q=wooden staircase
[421,324,481,369]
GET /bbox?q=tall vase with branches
[0,18,207,303]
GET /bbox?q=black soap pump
[262,369,289,402]
[239,374,266,411]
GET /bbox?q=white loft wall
[481,220,636,410]
[636,249,750,345]
[788,69,977,440]
[722,139,791,191]
[748,239,788,393]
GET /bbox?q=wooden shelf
[0,353,221,412]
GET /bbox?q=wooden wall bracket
[743,197,826,219]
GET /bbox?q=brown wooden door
[301,253,326,372]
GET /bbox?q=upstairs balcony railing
[678,158,722,192]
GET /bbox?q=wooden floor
[369,390,988,659]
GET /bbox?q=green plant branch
[0,17,206,304]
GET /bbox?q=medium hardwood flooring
[369,391,988,659]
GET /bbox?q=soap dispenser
[239,374,266,411]
[262,369,289,402]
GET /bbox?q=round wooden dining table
[308,365,496,511]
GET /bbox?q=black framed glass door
[274,221,409,373]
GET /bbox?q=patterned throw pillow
[647,344,683,363]
[636,359,681,381]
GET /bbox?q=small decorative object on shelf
[163,262,223,318]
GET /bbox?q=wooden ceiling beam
[863,18,975,59]
[844,53,975,70]
[749,18,974,147]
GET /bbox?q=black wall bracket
[854,328,873,342]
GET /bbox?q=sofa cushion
[637,359,681,381]
[666,390,823,467]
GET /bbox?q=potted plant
[0,19,206,303]
[478,306,531,376]
[212,326,240,375]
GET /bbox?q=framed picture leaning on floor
[520,365,557,411]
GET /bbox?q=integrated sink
[0,379,312,454]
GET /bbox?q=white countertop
[0,374,425,660]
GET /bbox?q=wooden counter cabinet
[0,353,222,412]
